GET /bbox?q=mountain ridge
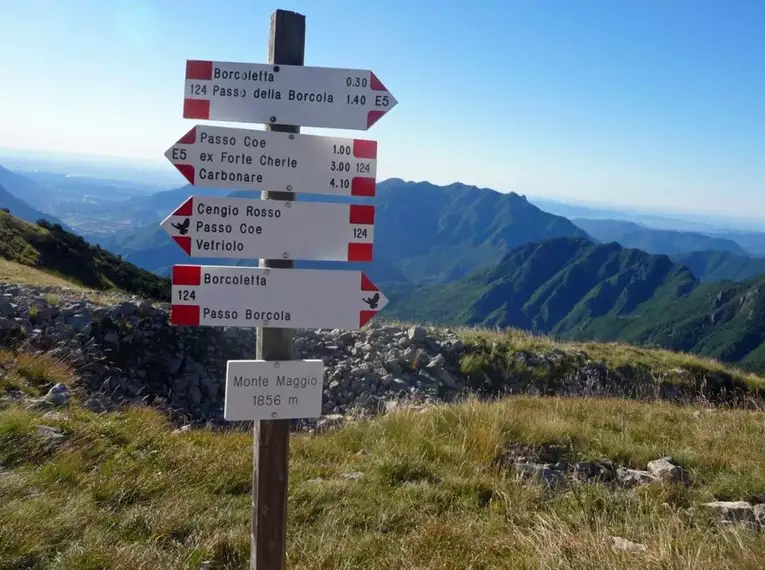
[96,179,592,284]
[574,217,750,256]
[0,210,168,300]
[0,182,69,229]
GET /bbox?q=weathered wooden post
[165,7,397,568]
[252,8,304,570]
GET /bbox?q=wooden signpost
[164,8,397,569]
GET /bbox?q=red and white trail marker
[160,195,375,262]
[165,125,377,196]
[170,264,388,330]
[183,59,397,130]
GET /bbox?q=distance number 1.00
[253,394,281,407]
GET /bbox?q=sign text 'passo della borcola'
[165,125,377,196]
[160,195,375,261]
[183,60,397,130]
[224,359,324,421]
[170,264,388,330]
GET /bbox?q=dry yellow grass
[0,258,86,290]
[3,350,765,568]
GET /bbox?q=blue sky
[1,0,764,219]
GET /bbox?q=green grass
[384,320,765,401]
[4,351,765,568]
[0,211,169,300]
[0,349,78,396]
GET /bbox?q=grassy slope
[4,337,765,568]
[0,211,169,300]
[0,258,86,290]
[671,250,765,283]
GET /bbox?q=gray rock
[45,383,70,407]
[66,311,93,332]
[380,373,395,387]
[408,326,427,344]
[616,467,659,487]
[513,462,566,488]
[0,301,15,317]
[574,460,615,482]
[384,359,403,376]
[340,471,364,481]
[701,501,757,524]
[647,456,689,484]
[610,536,647,552]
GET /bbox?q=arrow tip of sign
[370,72,388,92]
[177,127,197,145]
[174,164,195,185]
[366,111,386,129]
[172,197,194,217]
[172,236,192,255]
[359,310,378,328]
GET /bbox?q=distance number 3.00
[254,395,281,406]
[331,161,371,174]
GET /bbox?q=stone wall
[1,283,759,424]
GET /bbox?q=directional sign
[170,264,388,329]
[183,59,397,130]
[165,125,377,196]
[160,195,374,261]
[225,359,324,421]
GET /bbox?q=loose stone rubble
[4,283,765,531]
[0,283,470,422]
[0,282,759,426]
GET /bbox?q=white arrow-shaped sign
[164,125,377,196]
[170,264,388,330]
[183,59,397,130]
[160,195,374,262]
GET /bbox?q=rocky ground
[0,282,762,429]
[5,282,765,544]
[495,442,765,535]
